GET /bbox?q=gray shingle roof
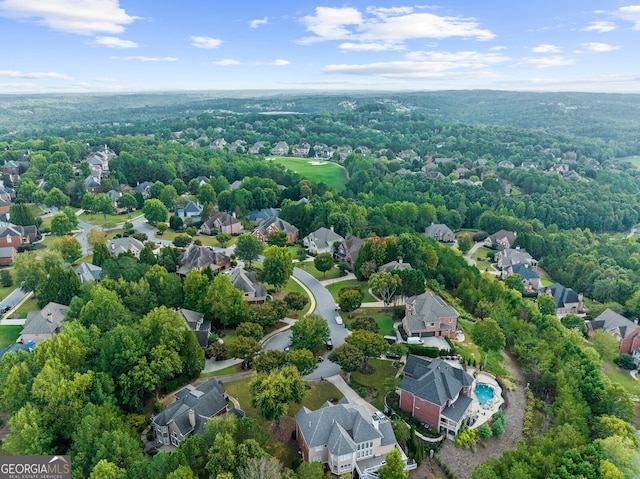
[304,227,344,250]
[511,263,540,280]
[378,260,413,273]
[441,395,474,423]
[404,291,458,334]
[540,283,579,308]
[178,244,229,270]
[400,356,473,408]
[75,262,102,282]
[228,268,267,299]
[107,237,144,257]
[21,302,69,336]
[254,217,298,237]
[590,308,637,340]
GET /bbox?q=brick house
[424,224,455,243]
[200,212,243,235]
[402,291,459,339]
[586,308,640,354]
[252,217,298,243]
[335,236,366,270]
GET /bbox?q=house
[633,347,640,367]
[540,283,584,315]
[2,160,20,176]
[252,217,298,243]
[0,199,11,216]
[247,208,279,224]
[402,291,459,339]
[484,230,516,250]
[0,246,17,265]
[399,356,474,439]
[195,175,210,185]
[177,308,211,348]
[209,138,227,150]
[495,247,537,270]
[378,260,413,273]
[151,378,229,448]
[0,223,37,248]
[520,162,539,170]
[424,224,455,243]
[248,141,266,155]
[270,141,289,156]
[106,189,122,207]
[586,309,640,354]
[177,244,230,275]
[303,227,344,255]
[19,302,69,345]
[313,144,333,159]
[296,398,411,478]
[336,236,366,269]
[85,175,102,194]
[229,140,246,153]
[176,201,203,221]
[75,263,102,284]
[84,145,114,173]
[229,180,243,191]
[135,181,154,199]
[0,186,15,201]
[227,268,267,303]
[200,212,243,235]
[509,263,541,291]
[497,161,515,169]
[292,142,311,157]
[0,343,32,360]
[107,237,145,259]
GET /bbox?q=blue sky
[1,0,640,93]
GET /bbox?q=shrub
[478,423,492,440]
[472,231,489,242]
[614,353,637,370]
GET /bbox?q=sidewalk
[324,374,379,415]
[319,272,356,286]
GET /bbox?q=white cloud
[615,5,640,29]
[190,36,222,49]
[515,55,575,68]
[582,21,616,32]
[490,46,507,51]
[580,42,620,52]
[299,6,495,49]
[94,36,138,48]
[212,59,240,66]
[262,59,290,66]
[0,69,71,79]
[249,16,268,28]
[113,56,178,62]
[0,0,138,35]
[532,44,560,53]
[338,42,403,51]
[0,82,39,91]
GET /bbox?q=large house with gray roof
[586,309,640,354]
[303,226,344,255]
[200,212,242,235]
[495,247,537,270]
[424,223,455,243]
[336,236,366,270]
[177,244,230,275]
[399,356,474,439]
[107,236,145,259]
[19,302,69,345]
[151,378,229,448]
[296,398,411,478]
[228,268,267,303]
[75,262,102,284]
[252,217,298,243]
[177,308,212,348]
[539,283,584,316]
[402,291,459,339]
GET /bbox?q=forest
[0,91,638,479]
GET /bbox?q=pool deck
[468,371,504,429]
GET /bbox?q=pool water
[475,383,495,407]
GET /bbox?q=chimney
[188,409,196,428]
[46,312,53,323]
[330,225,334,232]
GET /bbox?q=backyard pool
[475,383,495,408]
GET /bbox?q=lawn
[77,211,126,227]
[13,298,38,319]
[268,156,348,192]
[540,277,555,287]
[296,261,341,281]
[350,358,398,411]
[326,279,377,303]
[471,246,492,262]
[284,277,313,316]
[0,325,22,347]
[0,268,18,301]
[457,319,507,377]
[201,363,242,377]
[602,360,640,397]
[159,229,237,248]
[616,155,640,167]
[345,309,396,336]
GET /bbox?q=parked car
[326,339,333,350]
[385,351,401,360]
[1,305,11,314]
[316,356,324,362]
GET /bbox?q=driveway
[0,288,29,323]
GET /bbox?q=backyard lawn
[296,261,341,281]
[0,325,22,347]
[268,157,348,192]
[457,319,507,377]
[326,279,377,303]
[602,360,640,397]
[350,358,398,411]
[13,298,38,319]
[345,309,395,336]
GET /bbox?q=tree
[345,330,388,372]
[253,350,287,374]
[290,314,330,352]
[173,234,192,248]
[227,336,261,368]
[197,183,217,206]
[351,316,379,333]
[139,243,157,265]
[170,214,184,231]
[237,457,283,479]
[0,269,13,287]
[92,241,111,267]
[89,460,126,479]
[378,448,408,479]
[457,232,473,253]
[117,193,137,216]
[286,348,317,375]
[235,234,264,268]
[284,292,308,313]
[56,235,82,264]
[472,318,506,369]
[13,251,46,295]
[295,461,331,479]
[182,270,209,311]
[9,204,36,226]
[267,230,287,247]
[44,187,70,209]
[142,199,168,225]
[597,435,640,479]
[159,185,178,210]
[328,343,364,382]
[87,228,107,248]
[216,232,232,247]
[93,193,115,221]
[314,253,334,278]
[590,329,620,362]
[51,212,74,236]
[262,246,293,291]
[236,322,264,341]
[537,294,557,316]
[504,274,525,294]
[36,264,80,307]
[203,273,247,327]
[338,289,364,318]
[368,272,401,305]
[250,365,306,429]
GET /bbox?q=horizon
[2,1,640,94]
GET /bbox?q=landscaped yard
[345,309,396,336]
[326,279,377,303]
[0,269,18,301]
[12,298,38,319]
[296,261,341,281]
[268,156,348,192]
[457,318,507,377]
[602,360,640,397]
[0,325,22,347]
[350,358,398,411]
[471,246,492,262]
[201,363,242,377]
[284,277,313,316]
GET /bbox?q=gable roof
[295,398,395,454]
[204,212,240,228]
[253,217,298,237]
[400,356,473,407]
[178,201,203,215]
[341,236,366,256]
[404,291,459,332]
[248,208,279,222]
[304,227,344,250]
[107,237,144,256]
[488,230,516,246]
[541,283,580,308]
[590,309,638,340]
[378,260,413,273]
[511,263,540,280]
[228,268,267,298]
[178,244,229,270]
[75,262,102,282]
[498,248,534,268]
[134,181,154,193]
[21,302,69,337]
[424,223,454,237]
[152,379,227,436]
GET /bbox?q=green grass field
[268,157,348,192]
[0,325,22,348]
[350,358,398,411]
[616,155,640,167]
[296,261,341,281]
[345,309,395,336]
[326,279,377,303]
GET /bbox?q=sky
[1,0,640,94]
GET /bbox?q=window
[313,456,322,462]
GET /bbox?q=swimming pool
[475,383,495,408]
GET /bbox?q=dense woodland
[0,91,639,478]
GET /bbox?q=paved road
[0,288,29,321]
[262,267,351,380]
